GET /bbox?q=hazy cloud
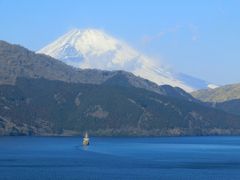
[188,24,199,42]
[141,32,165,44]
[141,24,200,45]
[141,25,182,45]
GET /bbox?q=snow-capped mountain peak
[38,28,216,92]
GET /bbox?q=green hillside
[1,78,240,136]
[192,84,240,102]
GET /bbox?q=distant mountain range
[38,29,217,92]
[0,40,240,136]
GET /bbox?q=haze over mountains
[38,29,217,92]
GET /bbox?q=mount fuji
[38,29,217,92]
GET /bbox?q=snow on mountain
[38,28,216,92]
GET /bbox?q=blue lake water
[0,136,240,180]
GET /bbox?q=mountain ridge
[1,77,239,136]
[1,40,240,136]
[0,40,196,101]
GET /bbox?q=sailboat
[83,132,90,146]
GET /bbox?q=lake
[0,136,240,180]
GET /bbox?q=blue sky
[0,0,240,85]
